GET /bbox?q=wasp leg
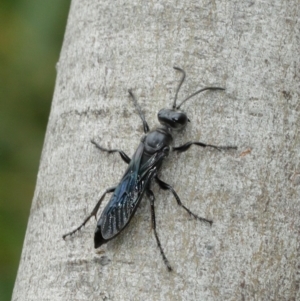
[128,89,150,134]
[146,189,172,272]
[63,186,116,240]
[155,176,213,225]
[91,140,130,164]
[173,141,237,152]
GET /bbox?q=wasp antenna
[176,87,225,109]
[172,66,186,109]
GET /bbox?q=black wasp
[63,67,237,271]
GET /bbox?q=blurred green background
[0,1,70,300]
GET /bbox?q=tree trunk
[12,0,300,300]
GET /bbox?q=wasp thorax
[157,108,188,130]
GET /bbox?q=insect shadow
[63,66,237,271]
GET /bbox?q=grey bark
[12,1,300,300]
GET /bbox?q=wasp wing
[95,142,166,246]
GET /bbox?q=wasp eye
[174,114,188,126]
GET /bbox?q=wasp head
[157,108,189,131]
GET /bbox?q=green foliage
[0,1,70,300]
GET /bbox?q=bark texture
[13,1,300,300]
